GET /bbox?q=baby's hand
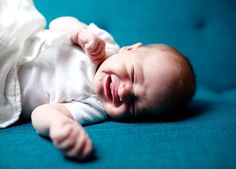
[49,118,93,160]
[77,28,106,65]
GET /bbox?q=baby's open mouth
[105,75,112,102]
[104,74,122,106]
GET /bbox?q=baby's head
[94,43,195,119]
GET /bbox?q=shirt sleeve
[63,101,108,125]
[87,23,120,57]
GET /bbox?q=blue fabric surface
[1,0,236,168]
[1,88,236,169]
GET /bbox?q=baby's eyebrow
[134,100,147,118]
[140,106,147,115]
[128,100,135,118]
[131,106,147,120]
[130,108,137,119]
[140,103,149,114]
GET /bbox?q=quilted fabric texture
[0,0,236,169]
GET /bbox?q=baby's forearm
[31,103,72,136]
[31,103,93,160]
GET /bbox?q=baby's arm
[49,17,106,66]
[31,103,93,160]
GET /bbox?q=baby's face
[94,43,179,119]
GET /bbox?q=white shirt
[19,24,120,125]
[0,0,120,127]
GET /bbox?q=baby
[30,17,195,160]
[0,0,195,161]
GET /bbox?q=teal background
[1,0,236,169]
[35,0,236,92]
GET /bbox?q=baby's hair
[167,46,196,112]
[177,54,196,108]
[147,44,196,113]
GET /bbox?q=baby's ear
[119,42,142,52]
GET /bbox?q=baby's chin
[103,103,130,119]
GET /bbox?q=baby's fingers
[66,130,93,160]
[85,36,99,52]
[80,139,93,160]
[86,39,105,56]
[56,123,80,151]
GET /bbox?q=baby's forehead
[135,47,175,69]
[131,45,185,86]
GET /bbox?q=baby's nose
[118,82,132,102]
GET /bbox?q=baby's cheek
[93,73,103,92]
